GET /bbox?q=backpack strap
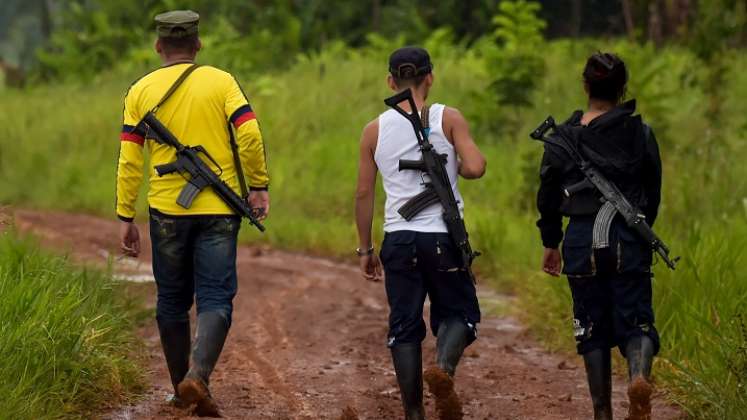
[151,63,201,113]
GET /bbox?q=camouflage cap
[155,10,199,38]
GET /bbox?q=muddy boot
[390,343,425,420]
[423,319,469,420]
[424,366,462,420]
[583,348,613,420]
[157,318,191,406]
[178,312,230,418]
[625,335,655,420]
[435,319,471,377]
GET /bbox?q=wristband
[356,246,374,256]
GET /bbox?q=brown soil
[12,209,684,420]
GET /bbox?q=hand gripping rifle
[384,89,480,282]
[138,112,265,232]
[530,116,678,270]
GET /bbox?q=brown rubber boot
[626,376,653,420]
[424,366,463,420]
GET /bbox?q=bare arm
[443,107,486,179]
[355,120,379,250]
[355,119,383,281]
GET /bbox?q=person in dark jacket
[536,52,662,420]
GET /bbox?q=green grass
[0,231,145,419]
[1,37,746,418]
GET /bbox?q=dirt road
[13,210,681,420]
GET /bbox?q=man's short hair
[389,46,432,88]
[159,34,199,55]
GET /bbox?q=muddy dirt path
[13,210,681,420]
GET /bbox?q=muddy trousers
[150,209,240,393]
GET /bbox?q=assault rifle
[384,89,480,282]
[138,112,265,232]
[530,116,678,270]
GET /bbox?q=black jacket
[536,100,662,249]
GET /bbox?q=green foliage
[477,0,547,135]
[0,232,144,419]
[25,0,506,82]
[690,0,747,61]
[2,34,747,418]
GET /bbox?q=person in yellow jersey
[115,10,269,417]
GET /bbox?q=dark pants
[149,208,240,326]
[380,230,481,347]
[562,216,660,356]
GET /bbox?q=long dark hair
[583,52,628,103]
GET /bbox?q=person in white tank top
[354,47,486,420]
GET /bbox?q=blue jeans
[149,208,240,326]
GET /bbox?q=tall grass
[1,37,746,417]
[0,232,144,419]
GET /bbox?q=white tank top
[374,103,464,233]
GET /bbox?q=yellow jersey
[116,63,269,221]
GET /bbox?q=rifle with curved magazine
[531,116,678,270]
[385,88,480,282]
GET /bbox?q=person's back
[536,52,663,420]
[375,102,464,233]
[119,64,264,217]
[355,46,485,420]
[115,10,270,416]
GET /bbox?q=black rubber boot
[582,348,613,420]
[626,335,655,379]
[435,318,471,377]
[625,335,655,420]
[178,312,230,417]
[190,311,230,383]
[157,318,191,399]
[390,343,425,420]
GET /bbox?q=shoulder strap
[150,63,249,198]
[420,103,430,138]
[228,123,249,199]
[151,63,201,113]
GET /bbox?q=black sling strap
[227,122,249,199]
[150,63,249,199]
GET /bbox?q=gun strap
[227,123,249,199]
[146,63,249,199]
[420,103,430,138]
[151,63,202,113]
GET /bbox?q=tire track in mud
[12,209,683,420]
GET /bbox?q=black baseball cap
[389,46,433,79]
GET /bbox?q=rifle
[530,116,678,270]
[138,112,265,232]
[384,89,480,282]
